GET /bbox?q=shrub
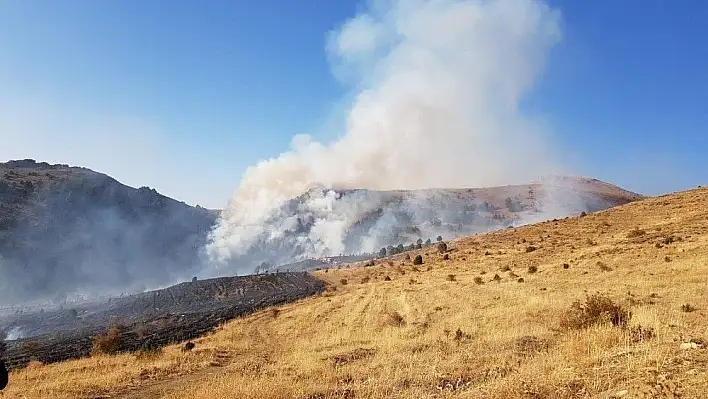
[597,261,612,272]
[437,242,448,253]
[559,294,631,330]
[405,254,411,260]
[453,328,472,343]
[473,277,484,285]
[413,255,423,265]
[627,228,646,238]
[387,311,406,327]
[562,263,570,269]
[525,246,538,253]
[629,325,655,343]
[527,265,538,274]
[384,276,391,281]
[681,304,696,313]
[446,274,456,282]
[340,279,348,286]
[443,254,450,260]
[92,325,123,356]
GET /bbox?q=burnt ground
[0,272,326,370]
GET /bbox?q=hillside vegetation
[5,186,708,399]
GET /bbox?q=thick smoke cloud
[205,0,566,274]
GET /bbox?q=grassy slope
[4,187,708,399]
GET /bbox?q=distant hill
[227,176,645,273]
[0,159,217,305]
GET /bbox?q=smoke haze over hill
[205,0,569,274]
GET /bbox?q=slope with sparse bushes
[4,186,708,399]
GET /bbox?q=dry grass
[5,187,708,399]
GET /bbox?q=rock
[680,342,699,350]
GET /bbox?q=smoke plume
[205,0,565,274]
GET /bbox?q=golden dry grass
[4,187,708,399]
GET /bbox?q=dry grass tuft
[559,294,631,330]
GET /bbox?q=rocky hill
[0,160,217,305]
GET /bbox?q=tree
[413,255,423,265]
[425,238,432,245]
[416,238,423,245]
[379,247,387,257]
[396,243,404,253]
[436,235,443,242]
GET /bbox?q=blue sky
[0,0,706,208]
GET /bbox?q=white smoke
[205,0,565,274]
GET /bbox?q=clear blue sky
[0,0,706,208]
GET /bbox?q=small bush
[446,274,456,282]
[270,308,281,318]
[597,261,613,272]
[92,326,123,356]
[527,265,538,274]
[492,274,502,282]
[559,294,631,330]
[627,228,646,238]
[340,279,348,285]
[387,311,406,327]
[629,325,655,343]
[405,254,411,261]
[681,304,696,313]
[384,276,391,281]
[562,263,570,269]
[437,242,448,253]
[500,265,511,272]
[413,255,423,265]
[517,278,525,283]
[453,328,472,343]
[525,246,538,253]
[473,277,484,285]
[360,276,371,284]
[443,254,450,260]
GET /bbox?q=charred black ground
[0,272,325,370]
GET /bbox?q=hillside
[0,159,642,297]
[5,186,707,399]
[223,176,644,274]
[0,159,218,305]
